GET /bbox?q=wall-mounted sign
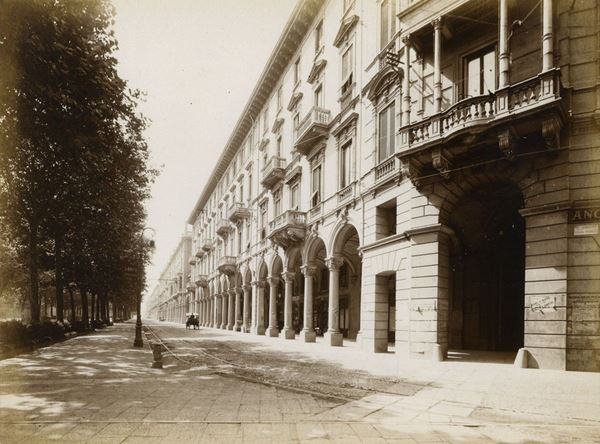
[569,208,600,223]
[530,295,556,311]
[411,301,437,314]
[574,224,599,236]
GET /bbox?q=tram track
[144,324,421,403]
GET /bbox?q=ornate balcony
[186,282,196,292]
[294,106,331,156]
[216,218,233,237]
[217,256,237,275]
[228,202,251,223]
[397,69,566,188]
[268,210,307,248]
[374,155,401,185]
[195,275,208,287]
[261,155,286,190]
[201,238,214,251]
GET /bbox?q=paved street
[0,322,599,443]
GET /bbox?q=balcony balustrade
[228,202,251,223]
[268,210,307,249]
[201,238,214,251]
[195,275,208,287]
[397,70,565,187]
[337,182,356,204]
[261,155,286,189]
[186,282,196,292]
[374,156,400,184]
[216,218,233,237]
[217,256,237,275]
[294,106,331,155]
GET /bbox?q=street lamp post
[133,227,155,348]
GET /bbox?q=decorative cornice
[186,0,323,225]
[271,117,285,133]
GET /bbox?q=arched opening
[306,237,328,336]
[266,255,284,337]
[286,248,304,335]
[447,183,525,356]
[330,224,362,344]
[254,262,268,335]
[243,267,253,332]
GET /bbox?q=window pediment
[307,59,327,85]
[333,14,359,48]
[271,117,284,133]
[366,68,400,104]
[287,91,303,112]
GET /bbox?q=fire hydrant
[150,341,164,369]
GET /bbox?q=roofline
[186,0,322,225]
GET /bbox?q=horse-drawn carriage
[185,313,199,329]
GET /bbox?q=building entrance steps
[154,320,600,426]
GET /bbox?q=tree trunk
[80,285,89,328]
[90,293,95,322]
[54,233,64,322]
[68,285,76,323]
[95,294,100,321]
[28,224,40,322]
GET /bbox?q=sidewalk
[0,321,598,443]
[154,321,600,425]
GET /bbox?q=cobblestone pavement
[0,322,599,443]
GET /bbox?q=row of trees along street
[0,0,156,330]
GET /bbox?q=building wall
[159,0,600,371]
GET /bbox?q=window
[239,183,244,203]
[380,0,396,49]
[376,198,397,240]
[290,181,300,210]
[315,21,323,54]
[341,45,353,97]
[311,164,322,207]
[465,46,496,97]
[273,189,282,217]
[262,107,269,134]
[276,136,282,157]
[276,86,283,112]
[340,141,351,188]
[293,58,301,85]
[314,84,323,108]
[293,113,300,139]
[259,202,268,240]
[378,102,395,161]
[237,225,243,255]
[248,172,253,202]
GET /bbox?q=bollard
[514,348,529,368]
[150,341,164,369]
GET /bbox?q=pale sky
[111,0,296,303]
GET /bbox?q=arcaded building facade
[152,0,600,372]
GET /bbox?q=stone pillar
[432,18,442,113]
[542,0,553,72]
[213,295,219,328]
[251,280,266,335]
[498,0,509,88]
[234,287,242,331]
[221,293,228,329]
[242,284,251,332]
[266,276,280,337]
[228,289,235,330]
[401,35,411,125]
[300,264,316,342]
[280,272,296,340]
[324,257,344,347]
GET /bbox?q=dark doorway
[448,183,525,352]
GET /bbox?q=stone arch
[284,246,302,271]
[269,254,284,277]
[302,233,328,265]
[329,221,362,258]
[257,258,269,280]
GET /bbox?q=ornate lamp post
[133,227,156,348]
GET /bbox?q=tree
[0,0,156,323]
